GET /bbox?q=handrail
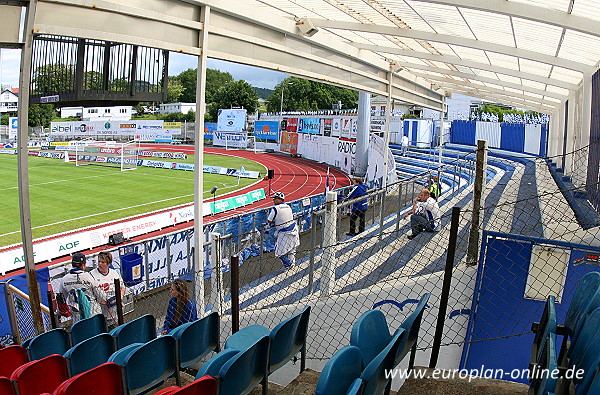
[5,283,50,314]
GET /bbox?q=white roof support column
[581,73,593,157]
[383,67,393,188]
[193,5,210,313]
[564,91,576,173]
[356,91,371,177]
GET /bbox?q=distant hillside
[254,87,274,100]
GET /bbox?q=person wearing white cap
[267,192,300,269]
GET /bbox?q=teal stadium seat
[225,306,310,374]
[24,328,71,360]
[70,313,107,346]
[63,333,115,376]
[109,314,156,349]
[315,346,363,395]
[169,312,220,369]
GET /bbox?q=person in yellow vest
[428,175,441,200]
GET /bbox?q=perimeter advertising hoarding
[331,118,341,137]
[204,123,217,139]
[286,118,298,132]
[280,131,299,154]
[298,118,320,134]
[213,131,248,148]
[217,109,246,132]
[9,117,17,140]
[254,121,279,141]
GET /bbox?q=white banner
[217,109,246,132]
[213,131,248,148]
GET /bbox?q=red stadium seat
[52,362,123,395]
[0,377,15,395]
[0,345,28,378]
[10,354,68,395]
[153,375,217,395]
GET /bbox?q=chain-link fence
[11,141,600,378]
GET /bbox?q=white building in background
[0,89,19,114]
[60,106,133,121]
[158,103,196,114]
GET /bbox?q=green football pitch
[0,153,266,248]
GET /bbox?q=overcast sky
[0,49,287,90]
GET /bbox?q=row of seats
[530,271,600,395]
[192,305,311,395]
[0,313,220,394]
[2,306,311,395]
[316,293,430,395]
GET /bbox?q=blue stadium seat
[64,333,115,376]
[563,272,600,341]
[53,362,123,395]
[346,378,364,395]
[109,314,156,349]
[360,328,405,395]
[530,333,557,395]
[196,349,240,378]
[350,309,391,366]
[24,328,71,360]
[225,306,310,374]
[530,296,557,372]
[214,335,270,395]
[568,307,600,386]
[576,357,600,395]
[70,313,107,346]
[351,294,430,369]
[394,293,430,368]
[110,336,179,395]
[315,346,363,395]
[10,354,69,395]
[169,312,220,369]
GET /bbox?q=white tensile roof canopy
[250,0,600,113]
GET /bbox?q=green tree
[1,114,8,125]
[167,78,184,103]
[208,80,259,121]
[266,77,358,112]
[174,68,234,103]
[31,64,75,94]
[29,104,56,127]
[84,71,104,90]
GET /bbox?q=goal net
[75,140,140,171]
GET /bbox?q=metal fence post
[230,255,240,334]
[308,211,317,294]
[321,191,338,296]
[144,241,150,291]
[210,232,223,315]
[166,236,172,281]
[3,281,21,344]
[429,206,461,368]
[467,140,488,266]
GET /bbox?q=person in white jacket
[267,192,300,269]
[90,251,125,327]
[59,252,106,323]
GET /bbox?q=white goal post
[75,140,140,171]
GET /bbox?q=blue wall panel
[461,232,600,383]
[500,123,525,152]
[450,120,476,145]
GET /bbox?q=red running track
[1,145,351,277]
